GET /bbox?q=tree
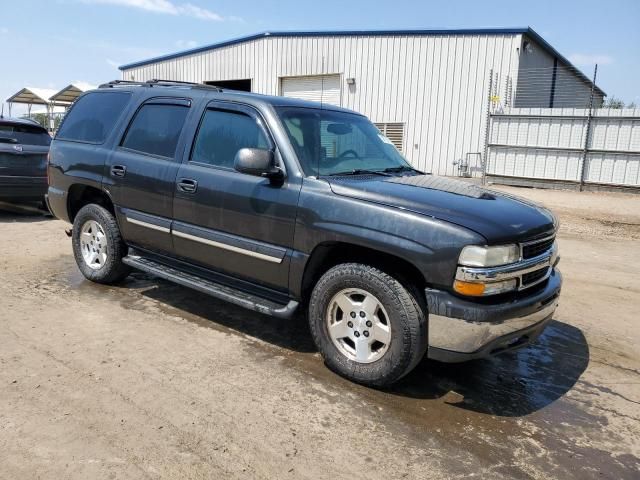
[26,113,49,128]
[602,96,637,109]
[21,113,63,131]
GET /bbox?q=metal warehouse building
[119,27,603,176]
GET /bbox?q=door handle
[111,165,127,177]
[177,178,198,193]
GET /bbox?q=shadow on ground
[0,202,52,223]
[128,272,317,353]
[392,321,589,417]
[126,272,588,417]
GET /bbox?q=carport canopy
[6,87,59,105]
[50,83,97,105]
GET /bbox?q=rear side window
[191,109,270,168]
[56,91,131,144]
[121,103,189,158]
[0,122,51,146]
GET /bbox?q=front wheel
[308,263,427,387]
[72,204,131,284]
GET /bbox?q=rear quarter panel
[47,141,111,222]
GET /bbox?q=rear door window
[0,122,51,146]
[56,91,131,144]
[121,102,190,158]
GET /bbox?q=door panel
[172,102,301,291]
[172,220,287,264]
[106,97,192,254]
[109,150,179,253]
[173,163,299,290]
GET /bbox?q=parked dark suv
[47,80,561,387]
[0,116,51,203]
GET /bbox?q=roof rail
[99,79,223,92]
[99,80,145,88]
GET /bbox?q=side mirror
[234,148,283,181]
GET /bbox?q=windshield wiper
[326,169,392,177]
[382,165,423,174]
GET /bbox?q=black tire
[72,204,131,284]
[308,263,427,387]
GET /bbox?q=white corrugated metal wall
[487,108,640,186]
[121,33,522,176]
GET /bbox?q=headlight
[458,244,520,267]
[455,244,521,296]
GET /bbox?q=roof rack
[98,79,223,92]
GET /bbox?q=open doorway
[204,79,251,92]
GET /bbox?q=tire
[308,263,427,387]
[72,204,131,284]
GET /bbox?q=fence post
[579,64,598,191]
[481,69,493,186]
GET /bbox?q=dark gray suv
[0,116,51,203]
[46,80,561,387]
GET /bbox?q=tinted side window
[191,109,270,168]
[121,104,189,158]
[56,92,131,143]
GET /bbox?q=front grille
[522,236,555,259]
[521,267,550,287]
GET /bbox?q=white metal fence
[486,108,640,189]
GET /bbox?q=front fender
[290,179,484,295]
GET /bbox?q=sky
[1,0,638,116]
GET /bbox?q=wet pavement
[1,197,639,479]
[52,262,640,478]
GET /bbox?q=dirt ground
[1,185,639,480]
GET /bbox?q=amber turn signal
[453,280,486,296]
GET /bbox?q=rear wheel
[308,263,427,387]
[72,204,130,284]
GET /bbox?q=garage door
[281,75,341,106]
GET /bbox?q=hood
[328,174,556,244]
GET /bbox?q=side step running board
[122,254,299,319]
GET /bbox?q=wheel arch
[67,184,116,223]
[300,241,428,307]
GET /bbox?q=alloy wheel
[326,288,391,363]
[79,220,108,270]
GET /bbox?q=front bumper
[426,269,562,362]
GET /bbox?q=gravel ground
[0,187,639,479]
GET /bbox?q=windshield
[0,122,51,146]
[276,107,411,176]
